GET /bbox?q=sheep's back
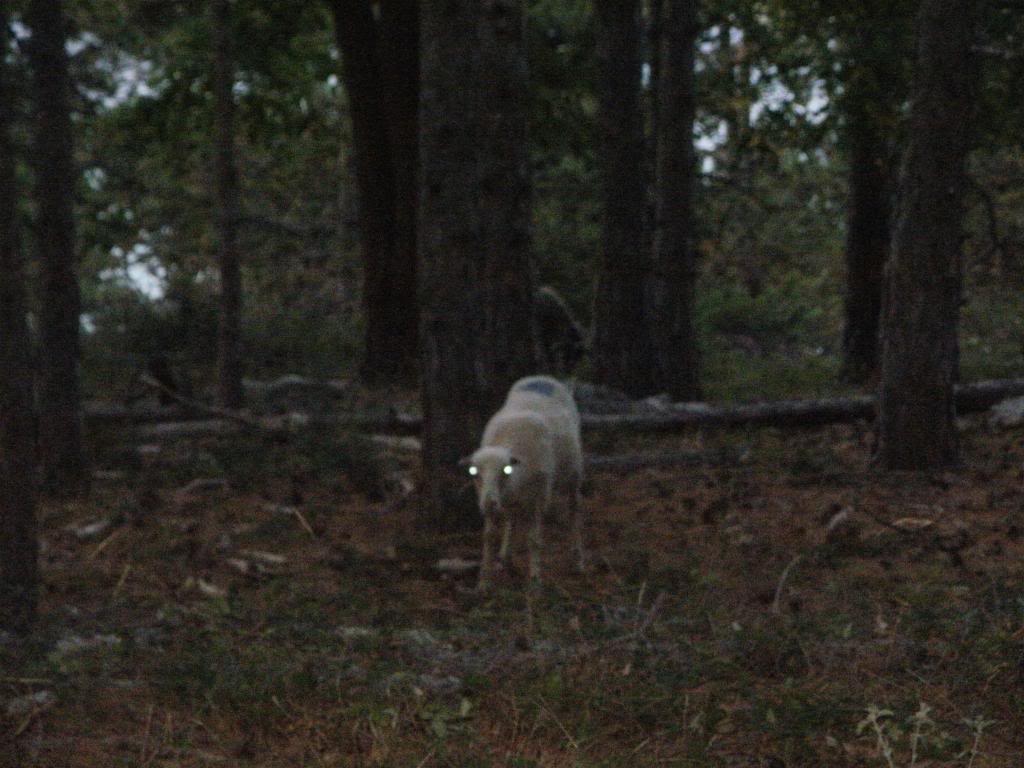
[489,376,583,476]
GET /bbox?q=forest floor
[3,403,1024,767]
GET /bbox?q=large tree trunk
[212,0,244,410]
[377,0,419,381]
[649,0,701,400]
[26,0,88,496]
[838,20,903,386]
[591,0,657,398]
[418,1,489,531]
[840,117,891,384]
[0,10,40,634]
[876,0,978,470]
[479,0,537,406]
[331,0,418,382]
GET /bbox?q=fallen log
[90,377,1024,438]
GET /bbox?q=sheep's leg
[478,512,497,592]
[571,486,587,573]
[528,493,549,584]
[498,516,512,565]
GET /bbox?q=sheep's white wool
[464,375,586,590]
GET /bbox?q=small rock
[435,558,478,575]
[891,517,934,532]
[335,626,380,642]
[990,396,1024,428]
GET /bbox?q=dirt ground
[3,415,1024,767]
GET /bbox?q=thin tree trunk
[0,10,40,634]
[592,0,657,398]
[26,0,88,496]
[643,0,662,258]
[212,0,244,409]
[876,0,978,470]
[418,1,488,530]
[479,0,537,406]
[840,116,891,385]
[331,0,418,382]
[649,0,701,400]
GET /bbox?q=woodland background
[2,0,1024,766]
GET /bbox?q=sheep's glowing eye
[503,464,514,476]
[468,465,478,477]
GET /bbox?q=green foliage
[26,0,1023,400]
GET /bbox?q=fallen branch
[138,374,264,428]
[771,554,804,615]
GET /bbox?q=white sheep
[461,375,586,590]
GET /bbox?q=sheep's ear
[457,455,473,468]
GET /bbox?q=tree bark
[212,0,244,409]
[331,0,419,382]
[0,9,40,634]
[479,0,537,406]
[418,1,489,530]
[840,117,891,384]
[591,0,657,398]
[838,19,903,386]
[649,0,701,400]
[377,0,419,381]
[26,0,88,496]
[876,0,978,470]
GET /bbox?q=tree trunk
[0,10,40,634]
[331,0,418,382]
[840,117,891,385]
[649,0,701,400]
[876,0,978,470]
[591,0,657,398]
[479,0,537,406]
[26,0,88,496]
[212,0,244,409]
[838,20,903,386]
[377,0,419,381]
[418,1,488,530]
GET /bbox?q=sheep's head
[460,447,522,516]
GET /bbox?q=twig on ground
[771,554,803,615]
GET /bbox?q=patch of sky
[81,52,163,111]
[98,240,167,301]
[10,19,30,41]
[84,167,107,193]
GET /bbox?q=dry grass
[3,415,1024,767]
